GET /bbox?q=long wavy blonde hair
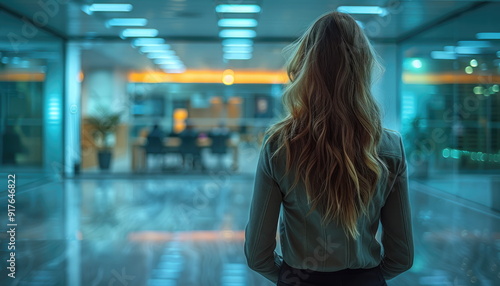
[266,12,386,239]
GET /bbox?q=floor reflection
[0,175,498,286]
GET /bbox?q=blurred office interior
[0,0,499,285]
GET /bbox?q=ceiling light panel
[89,3,133,12]
[132,38,165,46]
[476,33,500,40]
[107,18,147,27]
[222,39,254,46]
[154,58,182,65]
[218,19,258,28]
[215,4,261,13]
[121,29,158,38]
[219,29,257,38]
[337,6,387,15]
[430,51,457,60]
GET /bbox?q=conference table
[132,136,239,172]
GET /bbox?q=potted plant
[86,107,122,170]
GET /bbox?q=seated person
[208,123,231,168]
[145,124,165,154]
[179,122,203,170]
[209,123,230,150]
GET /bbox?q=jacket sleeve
[244,141,283,283]
[380,135,414,280]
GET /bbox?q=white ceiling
[1,0,499,71]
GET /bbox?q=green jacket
[244,129,414,283]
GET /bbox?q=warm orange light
[173,108,188,120]
[174,122,186,133]
[403,73,500,84]
[0,73,45,82]
[222,69,235,85]
[128,70,288,84]
[173,108,188,133]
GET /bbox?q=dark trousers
[277,262,387,286]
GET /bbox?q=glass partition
[0,10,64,179]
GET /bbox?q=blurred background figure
[1,125,24,165]
[179,120,203,170]
[144,123,166,170]
[208,122,231,169]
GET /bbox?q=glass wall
[399,2,500,209]
[397,3,500,285]
[0,10,64,178]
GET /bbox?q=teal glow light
[222,39,253,47]
[107,18,147,27]
[476,32,500,40]
[411,59,423,69]
[121,29,158,38]
[337,6,387,15]
[216,4,261,13]
[451,149,460,159]
[48,98,61,122]
[442,148,500,163]
[219,29,257,38]
[154,57,181,64]
[442,148,450,158]
[133,38,165,46]
[147,51,177,59]
[89,3,133,12]
[218,19,258,28]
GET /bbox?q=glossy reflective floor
[0,173,499,286]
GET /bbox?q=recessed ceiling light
[157,59,183,65]
[337,6,387,15]
[121,28,158,38]
[107,18,147,27]
[159,64,185,70]
[219,29,257,38]
[430,51,457,60]
[132,38,165,46]
[215,4,261,13]
[222,39,253,46]
[88,3,133,12]
[476,33,500,40]
[154,58,181,64]
[218,19,258,28]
